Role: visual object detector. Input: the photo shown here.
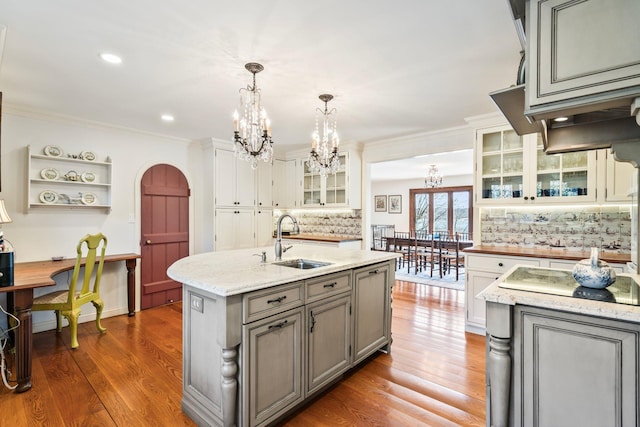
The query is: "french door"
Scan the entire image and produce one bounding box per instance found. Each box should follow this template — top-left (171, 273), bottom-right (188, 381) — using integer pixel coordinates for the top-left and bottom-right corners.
top-left (409, 186), bottom-right (473, 237)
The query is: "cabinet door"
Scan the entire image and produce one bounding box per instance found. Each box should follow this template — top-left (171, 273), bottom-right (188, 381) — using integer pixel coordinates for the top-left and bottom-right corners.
top-left (215, 209), bottom-right (255, 250)
top-left (307, 294), bottom-right (351, 395)
top-left (527, 0), bottom-right (640, 116)
top-left (256, 163), bottom-right (272, 208)
top-left (215, 148), bottom-right (237, 207)
top-left (324, 153), bottom-right (348, 206)
top-left (466, 270), bottom-right (499, 330)
top-left (256, 209), bottom-right (274, 247)
top-left (235, 209), bottom-right (256, 249)
top-left (272, 159), bottom-right (286, 208)
top-left (285, 159), bottom-right (300, 208)
top-left (353, 262), bottom-right (391, 364)
top-left (245, 307), bottom-right (304, 427)
top-left (302, 160), bottom-right (322, 206)
top-left (476, 127), bottom-right (527, 204)
top-left (605, 150), bottom-right (635, 202)
top-left (236, 157), bottom-right (256, 207)
top-left (515, 306), bottom-right (640, 427)
top-left (533, 134), bottom-right (597, 203)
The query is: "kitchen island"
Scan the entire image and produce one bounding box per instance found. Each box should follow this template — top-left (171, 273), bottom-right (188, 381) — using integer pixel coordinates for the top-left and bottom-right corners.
top-left (478, 265), bottom-right (640, 427)
top-left (167, 245), bottom-right (398, 427)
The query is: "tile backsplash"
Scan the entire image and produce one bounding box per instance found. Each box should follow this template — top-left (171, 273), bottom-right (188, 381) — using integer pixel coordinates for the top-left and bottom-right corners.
top-left (274, 210), bottom-right (362, 238)
top-left (480, 205), bottom-right (632, 254)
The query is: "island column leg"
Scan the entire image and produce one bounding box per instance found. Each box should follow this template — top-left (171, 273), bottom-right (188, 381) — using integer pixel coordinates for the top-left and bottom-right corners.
top-left (221, 345), bottom-right (239, 427)
top-left (488, 335), bottom-right (511, 427)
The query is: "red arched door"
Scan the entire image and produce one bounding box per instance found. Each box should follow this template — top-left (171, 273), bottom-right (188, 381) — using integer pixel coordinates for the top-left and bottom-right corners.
top-left (140, 164), bottom-right (190, 309)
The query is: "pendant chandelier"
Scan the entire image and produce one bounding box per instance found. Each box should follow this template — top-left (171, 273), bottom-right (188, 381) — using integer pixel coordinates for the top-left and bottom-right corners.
top-left (425, 164), bottom-right (443, 188)
top-left (233, 62), bottom-right (273, 169)
top-left (307, 94), bottom-right (340, 176)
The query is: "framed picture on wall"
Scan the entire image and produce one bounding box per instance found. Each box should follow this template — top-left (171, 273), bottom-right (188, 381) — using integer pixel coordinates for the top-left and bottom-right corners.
top-left (388, 195), bottom-right (402, 214)
top-left (374, 195), bottom-right (387, 212)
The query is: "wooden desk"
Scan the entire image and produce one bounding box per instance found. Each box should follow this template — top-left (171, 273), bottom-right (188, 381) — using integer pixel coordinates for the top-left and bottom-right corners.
top-left (1, 253), bottom-right (140, 393)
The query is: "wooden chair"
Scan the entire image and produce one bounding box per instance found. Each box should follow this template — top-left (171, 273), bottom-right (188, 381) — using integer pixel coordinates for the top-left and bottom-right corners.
top-left (440, 234), bottom-right (465, 281)
top-left (393, 231), bottom-right (418, 273)
top-left (32, 233), bottom-right (108, 348)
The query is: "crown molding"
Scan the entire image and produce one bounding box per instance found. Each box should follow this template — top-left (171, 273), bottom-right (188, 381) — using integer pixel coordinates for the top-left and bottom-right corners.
top-left (4, 103), bottom-right (194, 145)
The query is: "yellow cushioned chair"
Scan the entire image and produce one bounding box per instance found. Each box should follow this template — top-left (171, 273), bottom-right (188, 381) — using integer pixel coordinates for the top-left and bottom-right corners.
top-left (33, 233), bottom-right (108, 349)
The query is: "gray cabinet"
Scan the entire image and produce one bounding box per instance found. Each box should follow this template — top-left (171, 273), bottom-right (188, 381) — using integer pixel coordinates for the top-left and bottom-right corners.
top-left (513, 306), bottom-right (640, 427)
top-left (526, 0), bottom-right (640, 119)
top-left (352, 262), bottom-right (392, 364)
top-left (244, 307), bottom-right (304, 427)
top-left (306, 294), bottom-right (351, 395)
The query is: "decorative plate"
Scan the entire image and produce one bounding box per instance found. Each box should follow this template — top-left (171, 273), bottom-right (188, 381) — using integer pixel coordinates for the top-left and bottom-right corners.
top-left (43, 145), bottom-right (64, 157)
top-left (80, 151), bottom-right (96, 161)
top-left (80, 171), bottom-right (96, 183)
top-left (39, 190), bottom-right (59, 204)
top-left (81, 192), bottom-right (97, 205)
top-left (40, 168), bottom-right (60, 180)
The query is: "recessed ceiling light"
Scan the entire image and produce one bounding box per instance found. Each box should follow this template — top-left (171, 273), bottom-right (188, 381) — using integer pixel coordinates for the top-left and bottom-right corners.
top-left (99, 53), bottom-right (122, 64)
top-left (161, 114), bottom-right (175, 122)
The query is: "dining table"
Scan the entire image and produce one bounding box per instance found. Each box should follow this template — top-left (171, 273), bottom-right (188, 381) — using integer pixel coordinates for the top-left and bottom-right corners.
top-left (384, 234), bottom-right (473, 274)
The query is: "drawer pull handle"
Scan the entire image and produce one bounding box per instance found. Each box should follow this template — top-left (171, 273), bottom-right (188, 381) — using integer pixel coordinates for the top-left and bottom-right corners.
top-left (323, 282), bottom-right (337, 288)
top-left (369, 269), bottom-right (380, 275)
top-left (498, 262), bottom-right (504, 267)
top-left (268, 320), bottom-right (288, 330)
top-left (267, 296), bottom-right (287, 304)
top-left (310, 311), bottom-right (316, 333)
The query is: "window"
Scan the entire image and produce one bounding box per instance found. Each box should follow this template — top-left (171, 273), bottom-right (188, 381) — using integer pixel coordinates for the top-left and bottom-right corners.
top-left (409, 186), bottom-right (473, 237)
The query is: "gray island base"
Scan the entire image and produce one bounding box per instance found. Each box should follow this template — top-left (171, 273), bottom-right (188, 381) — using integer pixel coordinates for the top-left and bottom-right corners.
top-left (479, 265), bottom-right (640, 427)
top-left (168, 246), bottom-right (399, 427)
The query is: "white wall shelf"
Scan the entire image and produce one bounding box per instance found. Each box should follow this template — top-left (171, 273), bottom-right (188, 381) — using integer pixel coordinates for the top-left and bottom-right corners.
top-left (27, 145), bottom-right (112, 211)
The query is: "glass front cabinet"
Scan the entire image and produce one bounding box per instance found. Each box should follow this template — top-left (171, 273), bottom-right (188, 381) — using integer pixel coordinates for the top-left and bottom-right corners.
top-left (302, 153), bottom-right (348, 207)
top-left (475, 126), bottom-right (596, 205)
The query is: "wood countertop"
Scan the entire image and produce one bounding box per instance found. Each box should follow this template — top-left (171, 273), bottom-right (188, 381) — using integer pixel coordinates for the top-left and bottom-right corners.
top-left (463, 245), bottom-right (631, 265)
top-left (277, 233), bottom-right (362, 243)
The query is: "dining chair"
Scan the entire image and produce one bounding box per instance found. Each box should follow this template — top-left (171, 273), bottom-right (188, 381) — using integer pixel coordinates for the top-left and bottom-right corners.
top-left (32, 233), bottom-right (108, 349)
top-left (441, 233), bottom-right (465, 281)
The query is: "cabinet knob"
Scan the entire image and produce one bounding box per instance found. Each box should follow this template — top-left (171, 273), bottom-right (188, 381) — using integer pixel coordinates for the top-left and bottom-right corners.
top-left (530, 196), bottom-right (535, 200)
top-left (498, 262), bottom-right (504, 267)
top-left (524, 196), bottom-right (529, 200)
top-left (145, 240), bottom-right (152, 245)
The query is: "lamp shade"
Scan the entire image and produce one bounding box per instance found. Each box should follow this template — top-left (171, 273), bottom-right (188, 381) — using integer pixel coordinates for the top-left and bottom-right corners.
top-left (0, 200), bottom-right (13, 224)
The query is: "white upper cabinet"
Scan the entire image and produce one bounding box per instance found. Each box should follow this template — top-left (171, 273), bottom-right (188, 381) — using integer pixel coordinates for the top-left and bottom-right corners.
top-left (475, 126), bottom-right (597, 205)
top-left (214, 147), bottom-right (256, 207)
top-left (300, 150), bottom-right (361, 209)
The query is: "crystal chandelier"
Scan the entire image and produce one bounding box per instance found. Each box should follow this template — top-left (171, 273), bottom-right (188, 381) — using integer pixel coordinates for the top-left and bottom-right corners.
top-left (425, 164), bottom-right (443, 188)
top-left (233, 62), bottom-right (273, 169)
top-left (307, 94), bottom-right (340, 176)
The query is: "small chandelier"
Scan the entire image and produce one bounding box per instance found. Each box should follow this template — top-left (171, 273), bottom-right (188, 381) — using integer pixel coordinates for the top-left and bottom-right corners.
top-left (233, 62), bottom-right (273, 169)
top-left (307, 94), bottom-right (340, 176)
top-left (425, 164), bottom-right (443, 188)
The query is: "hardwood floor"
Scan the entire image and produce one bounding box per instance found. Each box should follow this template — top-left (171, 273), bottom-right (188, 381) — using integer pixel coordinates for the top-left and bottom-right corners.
top-left (0, 280), bottom-right (485, 426)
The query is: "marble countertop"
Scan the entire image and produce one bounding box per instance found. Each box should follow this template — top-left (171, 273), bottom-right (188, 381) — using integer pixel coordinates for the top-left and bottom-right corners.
top-left (478, 265), bottom-right (640, 323)
top-left (464, 245), bottom-right (631, 264)
top-left (167, 246), bottom-right (399, 297)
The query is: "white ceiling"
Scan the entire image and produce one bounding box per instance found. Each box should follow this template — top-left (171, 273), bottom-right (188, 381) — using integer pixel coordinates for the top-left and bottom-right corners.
top-left (0, 1), bottom-right (519, 180)
top-left (370, 149), bottom-right (474, 182)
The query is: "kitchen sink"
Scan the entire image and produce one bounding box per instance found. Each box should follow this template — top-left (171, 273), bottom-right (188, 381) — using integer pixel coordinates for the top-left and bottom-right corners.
top-left (273, 259), bottom-right (332, 269)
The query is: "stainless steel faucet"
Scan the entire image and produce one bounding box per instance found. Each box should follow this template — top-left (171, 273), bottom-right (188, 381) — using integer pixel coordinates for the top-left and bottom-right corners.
top-left (275, 214), bottom-right (300, 261)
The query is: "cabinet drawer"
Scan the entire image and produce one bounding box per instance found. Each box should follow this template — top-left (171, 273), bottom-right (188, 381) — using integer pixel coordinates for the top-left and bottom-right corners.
top-left (306, 271), bottom-right (352, 303)
top-left (466, 254), bottom-right (540, 274)
top-left (243, 281), bottom-right (304, 324)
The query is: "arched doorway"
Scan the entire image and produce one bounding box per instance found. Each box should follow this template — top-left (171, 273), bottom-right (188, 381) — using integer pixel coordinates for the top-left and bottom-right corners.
top-left (140, 164), bottom-right (190, 309)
